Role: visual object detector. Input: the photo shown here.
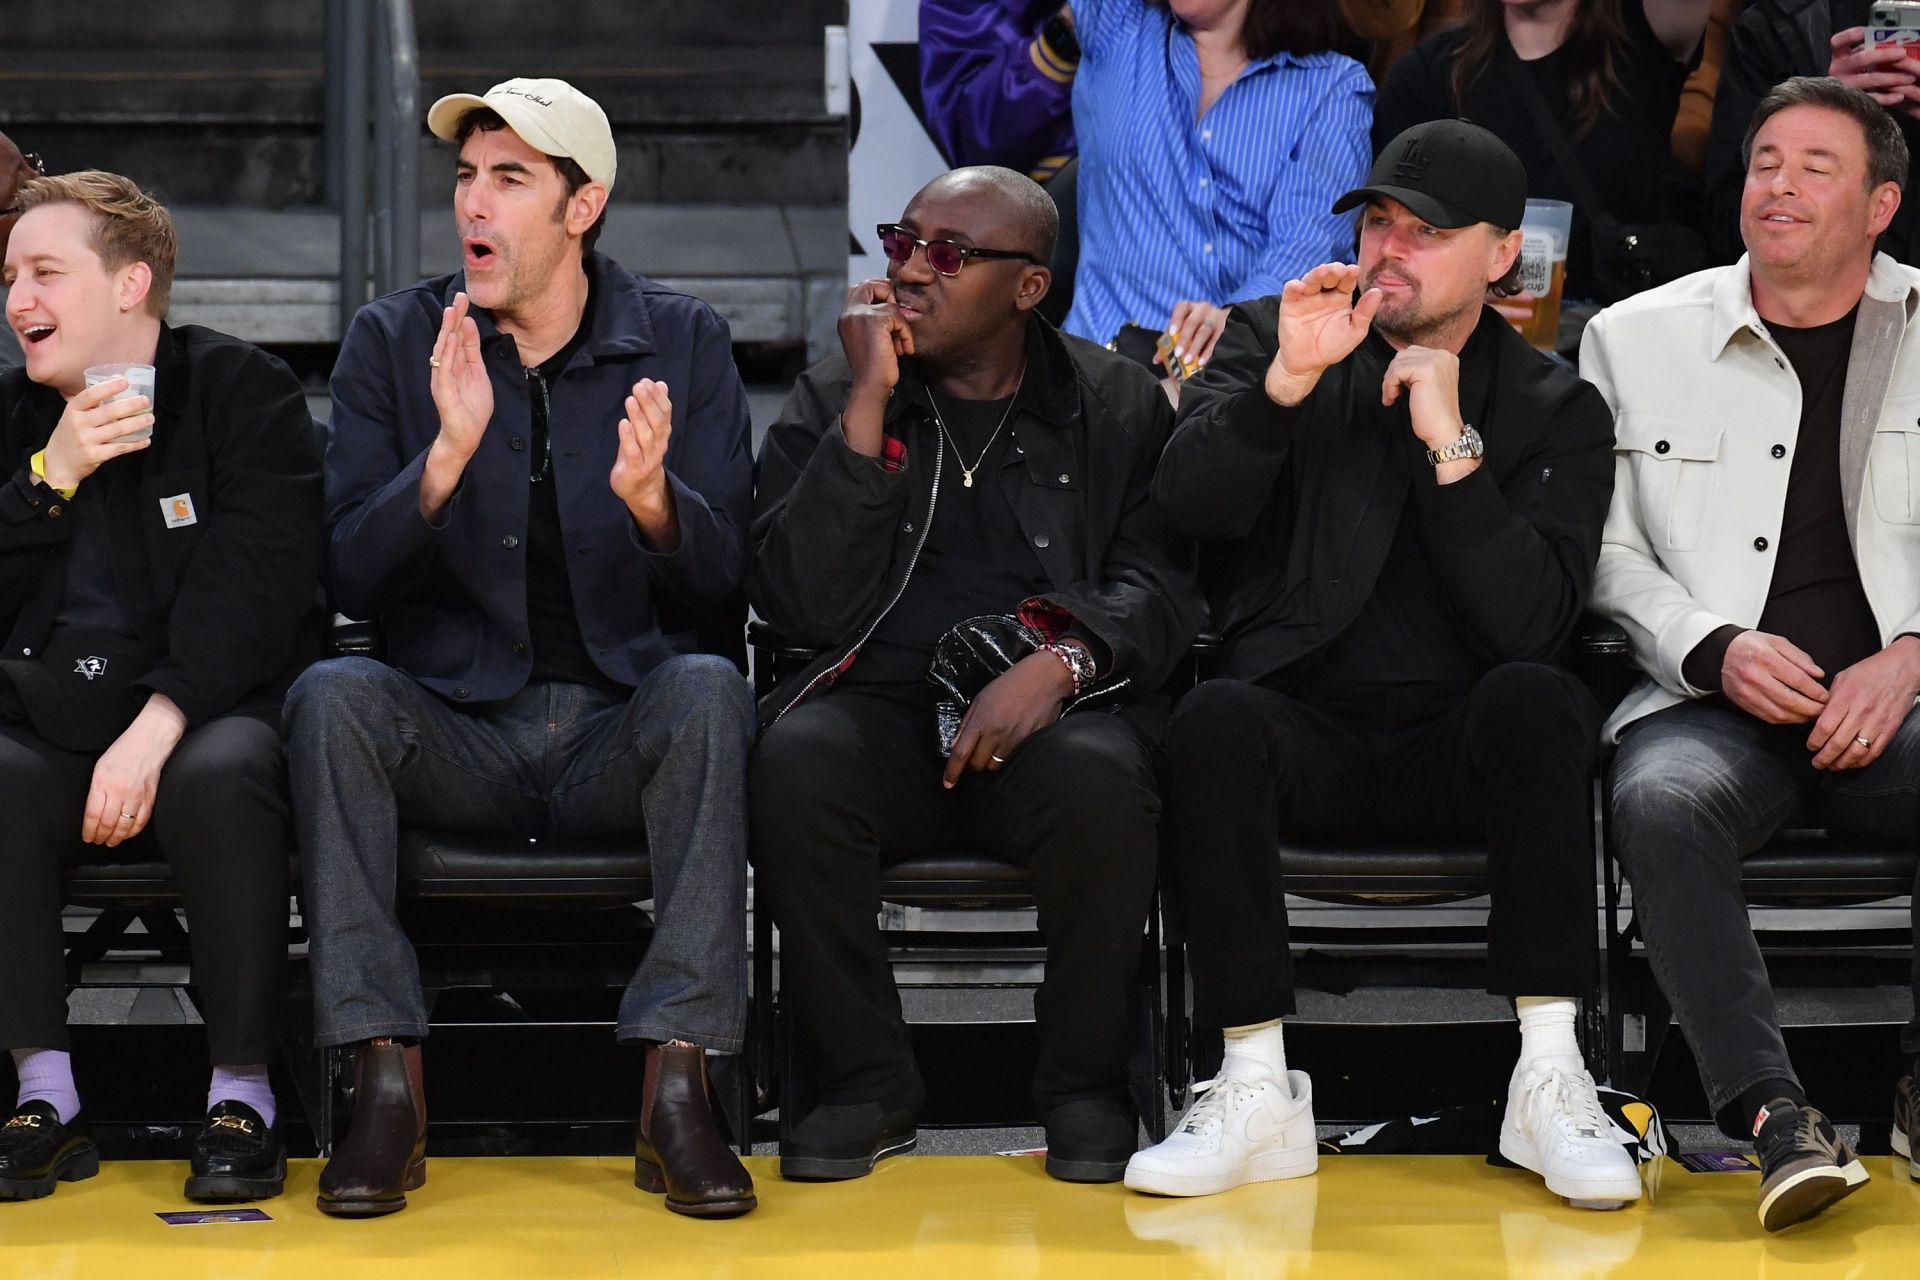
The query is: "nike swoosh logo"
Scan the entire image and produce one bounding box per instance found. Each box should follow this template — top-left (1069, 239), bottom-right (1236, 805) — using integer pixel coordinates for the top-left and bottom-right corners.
top-left (1243, 1104), bottom-right (1289, 1145)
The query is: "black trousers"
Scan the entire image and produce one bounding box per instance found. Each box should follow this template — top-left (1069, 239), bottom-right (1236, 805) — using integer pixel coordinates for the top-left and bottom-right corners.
top-left (1163, 664), bottom-right (1600, 1030)
top-left (0, 716), bottom-right (290, 1063)
top-left (750, 687), bottom-right (1160, 1115)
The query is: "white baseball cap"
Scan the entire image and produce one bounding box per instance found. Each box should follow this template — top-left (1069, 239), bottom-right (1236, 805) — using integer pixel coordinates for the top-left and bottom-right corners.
top-left (427, 77), bottom-right (616, 192)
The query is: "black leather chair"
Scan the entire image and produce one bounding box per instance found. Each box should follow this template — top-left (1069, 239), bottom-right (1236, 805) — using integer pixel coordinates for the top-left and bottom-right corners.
top-left (1162, 637), bottom-right (1615, 1108)
top-left (1580, 619), bottom-right (1920, 1103)
top-left (747, 623), bottom-right (1171, 1142)
top-left (309, 624), bottom-right (756, 1155)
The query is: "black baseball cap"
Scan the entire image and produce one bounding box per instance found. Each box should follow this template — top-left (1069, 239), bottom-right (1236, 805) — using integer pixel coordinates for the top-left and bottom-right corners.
top-left (1332, 120), bottom-right (1528, 231)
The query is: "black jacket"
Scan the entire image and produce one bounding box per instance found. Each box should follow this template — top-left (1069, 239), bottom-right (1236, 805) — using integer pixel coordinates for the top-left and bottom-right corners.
top-left (1153, 300), bottom-right (1615, 687)
top-left (750, 316), bottom-right (1204, 728)
top-left (0, 324), bottom-right (324, 725)
top-left (325, 255), bottom-right (753, 702)
top-left (1706, 1), bottom-right (1916, 266)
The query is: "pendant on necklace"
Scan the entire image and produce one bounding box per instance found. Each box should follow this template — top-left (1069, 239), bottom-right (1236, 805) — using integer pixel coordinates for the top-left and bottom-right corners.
top-left (963, 471), bottom-right (975, 488)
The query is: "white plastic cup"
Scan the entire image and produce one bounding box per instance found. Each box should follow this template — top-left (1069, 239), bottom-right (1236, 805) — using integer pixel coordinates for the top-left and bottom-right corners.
top-left (83, 362), bottom-right (157, 442)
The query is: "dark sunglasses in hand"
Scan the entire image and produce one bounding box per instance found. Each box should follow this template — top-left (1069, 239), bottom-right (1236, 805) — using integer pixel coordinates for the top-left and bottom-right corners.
top-left (877, 224), bottom-right (1039, 277)
top-left (3, 153), bottom-right (48, 218)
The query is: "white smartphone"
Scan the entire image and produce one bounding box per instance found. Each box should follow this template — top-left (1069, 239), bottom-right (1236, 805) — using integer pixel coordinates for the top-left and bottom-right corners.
top-left (1869, 2), bottom-right (1920, 51)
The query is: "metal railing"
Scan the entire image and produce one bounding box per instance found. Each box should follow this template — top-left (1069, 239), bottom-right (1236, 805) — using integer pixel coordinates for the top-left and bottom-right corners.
top-left (326, 0), bottom-right (420, 337)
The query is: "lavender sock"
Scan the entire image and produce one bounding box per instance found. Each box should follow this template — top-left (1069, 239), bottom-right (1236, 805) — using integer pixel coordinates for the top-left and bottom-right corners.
top-left (12, 1048), bottom-right (81, 1125)
top-left (208, 1064), bottom-right (276, 1129)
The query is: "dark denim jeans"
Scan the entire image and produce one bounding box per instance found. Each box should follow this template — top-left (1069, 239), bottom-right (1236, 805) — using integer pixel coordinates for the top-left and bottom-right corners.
top-left (285, 652), bottom-right (753, 1052)
top-left (1610, 698), bottom-right (1920, 1126)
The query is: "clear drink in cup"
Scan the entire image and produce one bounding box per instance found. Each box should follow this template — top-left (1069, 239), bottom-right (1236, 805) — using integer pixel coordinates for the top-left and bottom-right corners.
top-left (83, 362), bottom-right (156, 442)
top-left (1502, 199), bottom-right (1574, 351)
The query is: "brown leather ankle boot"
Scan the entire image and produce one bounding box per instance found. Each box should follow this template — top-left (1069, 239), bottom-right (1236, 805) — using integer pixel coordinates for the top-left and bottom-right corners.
top-left (634, 1041), bottom-right (756, 1218)
top-left (317, 1039), bottom-right (426, 1217)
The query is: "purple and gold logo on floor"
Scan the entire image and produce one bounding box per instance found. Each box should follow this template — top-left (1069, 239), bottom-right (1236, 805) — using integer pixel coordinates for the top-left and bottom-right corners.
top-left (155, 1209), bottom-right (273, 1225)
top-left (1674, 1151), bottom-right (1759, 1173)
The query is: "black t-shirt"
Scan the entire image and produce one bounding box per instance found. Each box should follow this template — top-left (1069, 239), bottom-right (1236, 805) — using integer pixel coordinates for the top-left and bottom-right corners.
top-left (1682, 308), bottom-right (1884, 693)
top-left (1761, 309), bottom-right (1881, 678)
top-left (837, 392), bottom-right (1050, 694)
top-left (54, 469), bottom-right (133, 637)
top-left (1374, 1), bottom-right (1695, 298)
top-left (1283, 327), bottom-right (1500, 724)
top-left (523, 277), bottom-right (620, 691)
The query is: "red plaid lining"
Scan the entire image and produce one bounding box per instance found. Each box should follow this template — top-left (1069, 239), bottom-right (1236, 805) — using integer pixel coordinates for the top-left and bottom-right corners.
top-left (880, 434), bottom-right (907, 473)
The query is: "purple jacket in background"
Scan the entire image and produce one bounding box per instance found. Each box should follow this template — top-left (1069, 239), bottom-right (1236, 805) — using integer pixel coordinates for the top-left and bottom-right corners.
top-left (919, 0), bottom-right (1079, 180)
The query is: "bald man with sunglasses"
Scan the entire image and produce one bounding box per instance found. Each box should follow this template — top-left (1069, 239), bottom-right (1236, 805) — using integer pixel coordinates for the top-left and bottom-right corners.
top-left (749, 166), bottom-right (1202, 1184)
top-left (0, 136), bottom-right (45, 372)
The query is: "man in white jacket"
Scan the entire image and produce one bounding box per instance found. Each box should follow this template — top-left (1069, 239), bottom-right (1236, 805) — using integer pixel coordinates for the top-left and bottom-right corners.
top-left (1584, 75), bottom-right (1919, 1234)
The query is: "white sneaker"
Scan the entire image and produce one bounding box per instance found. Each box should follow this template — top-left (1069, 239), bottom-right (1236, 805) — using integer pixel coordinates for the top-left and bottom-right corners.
top-left (1498, 1061), bottom-right (1642, 1208)
top-left (1124, 1068), bottom-right (1317, 1197)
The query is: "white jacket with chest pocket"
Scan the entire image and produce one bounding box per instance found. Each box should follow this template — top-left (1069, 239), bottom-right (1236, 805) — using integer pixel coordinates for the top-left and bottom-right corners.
top-left (1582, 253), bottom-right (1920, 742)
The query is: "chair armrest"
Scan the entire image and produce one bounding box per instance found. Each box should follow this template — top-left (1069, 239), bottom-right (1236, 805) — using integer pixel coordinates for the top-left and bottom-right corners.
top-left (329, 614), bottom-right (382, 659)
top-left (1574, 615), bottom-right (1629, 659)
top-left (747, 620), bottom-right (825, 665)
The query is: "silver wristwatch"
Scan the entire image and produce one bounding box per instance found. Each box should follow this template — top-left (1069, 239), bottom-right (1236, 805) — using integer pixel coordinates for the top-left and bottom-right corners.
top-left (1043, 641), bottom-right (1098, 695)
top-left (1426, 424), bottom-right (1484, 467)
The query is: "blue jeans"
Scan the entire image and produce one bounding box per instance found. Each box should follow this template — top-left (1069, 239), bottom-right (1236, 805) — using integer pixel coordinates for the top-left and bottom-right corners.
top-left (285, 653), bottom-right (753, 1052)
top-left (1610, 698), bottom-right (1920, 1126)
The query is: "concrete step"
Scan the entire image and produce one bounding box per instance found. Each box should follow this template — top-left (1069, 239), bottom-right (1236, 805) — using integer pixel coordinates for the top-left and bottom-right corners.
top-left (8, 0), bottom-right (844, 52)
top-left (0, 42), bottom-right (842, 206)
top-left (162, 204), bottom-right (845, 357)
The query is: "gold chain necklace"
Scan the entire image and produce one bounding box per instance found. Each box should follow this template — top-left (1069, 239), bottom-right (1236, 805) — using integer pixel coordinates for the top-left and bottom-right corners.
top-left (927, 370), bottom-right (1025, 488)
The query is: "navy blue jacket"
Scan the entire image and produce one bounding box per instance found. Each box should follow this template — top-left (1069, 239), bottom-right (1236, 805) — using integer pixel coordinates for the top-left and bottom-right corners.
top-left (325, 254), bottom-right (752, 702)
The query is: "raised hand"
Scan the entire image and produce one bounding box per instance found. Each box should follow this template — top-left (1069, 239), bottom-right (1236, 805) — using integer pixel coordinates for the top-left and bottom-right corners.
top-left (1266, 263), bottom-right (1382, 407)
top-left (430, 291), bottom-right (492, 460)
top-left (39, 378), bottom-right (153, 491)
top-left (612, 378), bottom-right (680, 550)
top-left (839, 278), bottom-right (915, 456)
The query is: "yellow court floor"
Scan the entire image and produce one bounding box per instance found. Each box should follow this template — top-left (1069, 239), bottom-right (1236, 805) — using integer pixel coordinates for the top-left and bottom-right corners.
top-left (1, 1153), bottom-right (1916, 1279)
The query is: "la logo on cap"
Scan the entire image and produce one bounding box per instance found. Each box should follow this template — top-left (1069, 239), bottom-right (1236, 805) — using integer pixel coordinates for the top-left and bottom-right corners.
top-left (1394, 136), bottom-right (1429, 182)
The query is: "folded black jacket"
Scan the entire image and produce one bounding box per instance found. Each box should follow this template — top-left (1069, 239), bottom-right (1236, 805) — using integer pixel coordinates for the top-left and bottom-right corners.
top-left (1153, 300), bottom-right (1615, 687)
top-left (750, 314), bottom-right (1204, 730)
top-left (0, 323), bottom-right (324, 726)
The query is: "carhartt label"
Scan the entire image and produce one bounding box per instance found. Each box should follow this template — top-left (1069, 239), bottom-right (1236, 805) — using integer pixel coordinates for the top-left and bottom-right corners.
top-left (160, 493), bottom-right (197, 529)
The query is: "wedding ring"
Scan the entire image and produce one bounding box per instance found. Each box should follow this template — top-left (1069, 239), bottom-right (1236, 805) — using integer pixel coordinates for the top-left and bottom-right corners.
top-left (429, 356), bottom-right (441, 368)
top-left (119, 811), bottom-right (135, 820)
top-left (1856, 736), bottom-right (1872, 748)
top-left (990, 754), bottom-right (1007, 764)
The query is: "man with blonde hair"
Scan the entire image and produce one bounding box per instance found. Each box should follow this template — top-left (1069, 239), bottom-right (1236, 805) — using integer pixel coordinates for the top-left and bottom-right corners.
top-left (0, 170), bottom-right (322, 1203)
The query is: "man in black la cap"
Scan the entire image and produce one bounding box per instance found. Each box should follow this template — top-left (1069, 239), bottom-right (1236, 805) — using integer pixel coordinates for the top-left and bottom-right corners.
top-left (1125, 121), bottom-right (1627, 1206)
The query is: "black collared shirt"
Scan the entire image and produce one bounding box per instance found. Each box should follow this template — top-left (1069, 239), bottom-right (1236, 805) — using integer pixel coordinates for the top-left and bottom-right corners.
top-left (1283, 324), bottom-right (1501, 722)
top-left (522, 271), bottom-right (620, 691)
top-left (837, 390), bottom-right (1050, 693)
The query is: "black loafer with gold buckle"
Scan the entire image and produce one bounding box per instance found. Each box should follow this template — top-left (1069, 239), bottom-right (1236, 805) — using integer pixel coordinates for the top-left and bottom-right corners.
top-left (0, 1101), bottom-right (99, 1201)
top-left (186, 1101), bottom-right (285, 1202)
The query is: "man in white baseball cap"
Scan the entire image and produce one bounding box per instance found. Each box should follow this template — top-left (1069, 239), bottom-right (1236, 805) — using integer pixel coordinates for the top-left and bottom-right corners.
top-left (426, 77), bottom-right (618, 192)
top-left (293, 75), bottom-right (758, 1221)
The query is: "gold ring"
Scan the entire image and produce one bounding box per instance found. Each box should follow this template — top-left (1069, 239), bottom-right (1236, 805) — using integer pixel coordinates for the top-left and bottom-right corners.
top-left (429, 356), bottom-right (441, 368)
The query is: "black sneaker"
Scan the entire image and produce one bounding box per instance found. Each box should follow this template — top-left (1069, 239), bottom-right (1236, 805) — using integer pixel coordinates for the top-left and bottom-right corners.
top-left (0, 1102), bottom-right (99, 1201)
top-left (779, 1101), bottom-right (916, 1181)
top-left (1753, 1099), bottom-right (1869, 1232)
top-left (1043, 1098), bottom-right (1138, 1183)
top-left (185, 1101), bottom-right (286, 1203)
top-left (1894, 1075), bottom-right (1917, 1183)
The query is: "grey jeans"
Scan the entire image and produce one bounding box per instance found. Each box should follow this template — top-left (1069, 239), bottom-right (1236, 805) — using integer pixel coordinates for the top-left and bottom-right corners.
top-left (284, 652), bottom-right (753, 1052)
top-left (1610, 698), bottom-right (1920, 1121)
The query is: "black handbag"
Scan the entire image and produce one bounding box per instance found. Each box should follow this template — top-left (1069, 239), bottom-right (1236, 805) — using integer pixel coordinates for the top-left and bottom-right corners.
top-left (927, 614), bottom-right (1130, 756)
top-left (1504, 59), bottom-right (1706, 304)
